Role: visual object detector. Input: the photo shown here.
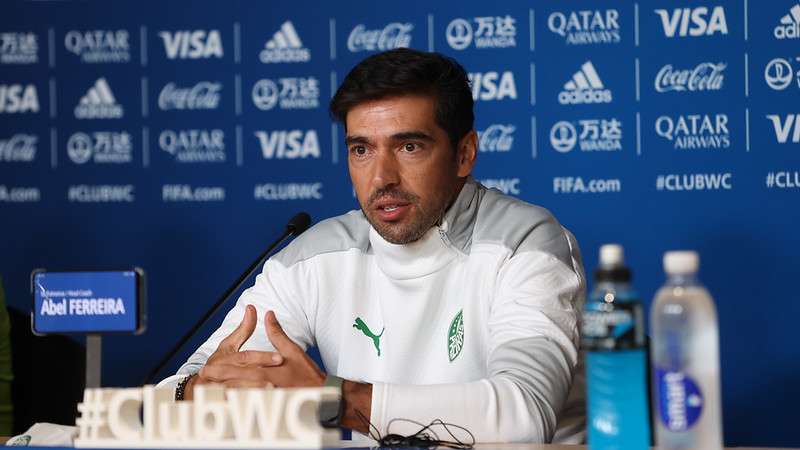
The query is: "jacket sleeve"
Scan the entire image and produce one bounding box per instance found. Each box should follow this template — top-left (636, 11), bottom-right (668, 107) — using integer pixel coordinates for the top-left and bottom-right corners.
top-left (369, 231), bottom-right (585, 443)
top-left (157, 257), bottom-right (315, 389)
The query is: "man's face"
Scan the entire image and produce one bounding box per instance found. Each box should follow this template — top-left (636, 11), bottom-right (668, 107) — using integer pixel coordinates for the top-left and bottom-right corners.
top-left (345, 95), bottom-right (475, 245)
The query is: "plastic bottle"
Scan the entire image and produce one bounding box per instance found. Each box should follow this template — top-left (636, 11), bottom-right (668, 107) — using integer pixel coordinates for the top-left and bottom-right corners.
top-left (582, 244), bottom-right (650, 450)
top-left (650, 251), bottom-right (723, 450)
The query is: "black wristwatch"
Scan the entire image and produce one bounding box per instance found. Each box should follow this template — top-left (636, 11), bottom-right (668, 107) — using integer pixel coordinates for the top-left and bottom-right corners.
top-left (319, 375), bottom-right (344, 428)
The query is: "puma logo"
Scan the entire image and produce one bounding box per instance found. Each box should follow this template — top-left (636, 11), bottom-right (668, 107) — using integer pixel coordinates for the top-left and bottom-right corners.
top-left (353, 317), bottom-right (384, 356)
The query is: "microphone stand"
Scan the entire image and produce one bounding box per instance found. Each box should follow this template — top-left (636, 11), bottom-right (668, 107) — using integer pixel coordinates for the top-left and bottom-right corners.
top-left (143, 214), bottom-right (309, 384)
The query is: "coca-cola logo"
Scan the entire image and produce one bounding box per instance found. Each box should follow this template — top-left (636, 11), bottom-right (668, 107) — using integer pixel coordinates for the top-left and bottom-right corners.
top-left (158, 81), bottom-right (222, 110)
top-left (655, 62), bottom-right (726, 93)
top-left (347, 23), bottom-right (413, 52)
top-left (0, 134), bottom-right (37, 162)
top-left (478, 124), bottom-right (515, 152)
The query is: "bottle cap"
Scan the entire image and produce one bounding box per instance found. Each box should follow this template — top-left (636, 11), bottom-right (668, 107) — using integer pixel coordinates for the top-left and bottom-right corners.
top-left (595, 244), bottom-right (631, 283)
top-left (664, 251), bottom-right (700, 275)
top-left (599, 244), bottom-right (624, 267)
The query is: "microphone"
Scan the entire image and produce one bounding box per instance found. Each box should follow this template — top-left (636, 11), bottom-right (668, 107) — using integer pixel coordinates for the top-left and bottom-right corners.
top-left (143, 212), bottom-right (312, 384)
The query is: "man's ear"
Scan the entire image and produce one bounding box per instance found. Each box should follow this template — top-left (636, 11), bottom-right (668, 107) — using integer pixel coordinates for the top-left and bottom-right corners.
top-left (456, 130), bottom-right (478, 177)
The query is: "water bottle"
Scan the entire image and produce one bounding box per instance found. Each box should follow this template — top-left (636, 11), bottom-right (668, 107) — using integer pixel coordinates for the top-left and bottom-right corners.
top-left (582, 244), bottom-right (650, 450)
top-left (650, 251), bottom-right (723, 450)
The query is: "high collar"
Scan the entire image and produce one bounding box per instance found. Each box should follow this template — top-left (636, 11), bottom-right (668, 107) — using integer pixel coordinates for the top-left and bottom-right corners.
top-left (368, 178), bottom-right (480, 280)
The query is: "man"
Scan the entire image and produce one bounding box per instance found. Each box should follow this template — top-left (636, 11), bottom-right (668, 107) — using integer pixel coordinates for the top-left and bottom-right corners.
top-left (161, 48), bottom-right (586, 443)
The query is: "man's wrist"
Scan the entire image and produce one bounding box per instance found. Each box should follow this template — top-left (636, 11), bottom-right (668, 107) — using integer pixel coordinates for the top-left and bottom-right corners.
top-left (340, 380), bottom-right (372, 434)
top-left (178, 373), bottom-right (199, 401)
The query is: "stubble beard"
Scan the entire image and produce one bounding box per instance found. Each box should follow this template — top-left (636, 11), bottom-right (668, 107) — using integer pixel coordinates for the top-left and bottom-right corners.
top-left (362, 188), bottom-right (447, 245)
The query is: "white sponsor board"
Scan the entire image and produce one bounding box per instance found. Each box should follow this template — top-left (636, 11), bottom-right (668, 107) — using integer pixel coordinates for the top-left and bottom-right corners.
top-left (446, 15), bottom-right (516, 50)
top-left (65, 30), bottom-right (130, 63)
top-left (547, 10), bottom-right (621, 45)
top-left (347, 23), bottom-right (413, 52)
top-left (0, 32), bottom-right (38, 64)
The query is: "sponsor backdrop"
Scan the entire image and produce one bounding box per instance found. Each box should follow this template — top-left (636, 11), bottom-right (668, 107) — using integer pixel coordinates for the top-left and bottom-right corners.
top-left (1, 0), bottom-right (798, 445)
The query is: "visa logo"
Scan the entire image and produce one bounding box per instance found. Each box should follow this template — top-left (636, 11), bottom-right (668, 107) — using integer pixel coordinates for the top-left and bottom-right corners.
top-left (158, 30), bottom-right (223, 59)
top-left (654, 6), bottom-right (728, 37)
top-left (254, 130), bottom-right (320, 159)
top-left (0, 84), bottom-right (39, 113)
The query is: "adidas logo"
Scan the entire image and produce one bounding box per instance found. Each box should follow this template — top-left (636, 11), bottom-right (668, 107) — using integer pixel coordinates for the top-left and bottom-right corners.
top-left (74, 78), bottom-right (124, 119)
top-left (558, 61), bottom-right (612, 105)
top-left (260, 21), bottom-right (311, 63)
top-left (775, 3), bottom-right (800, 39)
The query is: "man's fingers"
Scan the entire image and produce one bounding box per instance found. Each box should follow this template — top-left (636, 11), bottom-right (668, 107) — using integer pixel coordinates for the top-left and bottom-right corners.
top-left (223, 380), bottom-right (273, 389)
top-left (212, 350), bottom-right (284, 367)
top-left (199, 364), bottom-right (272, 383)
top-left (264, 310), bottom-right (299, 354)
top-left (220, 304), bottom-right (257, 351)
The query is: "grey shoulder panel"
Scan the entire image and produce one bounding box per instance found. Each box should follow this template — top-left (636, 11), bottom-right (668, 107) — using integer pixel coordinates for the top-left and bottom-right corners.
top-left (271, 209), bottom-right (371, 267)
top-left (472, 185), bottom-right (575, 267)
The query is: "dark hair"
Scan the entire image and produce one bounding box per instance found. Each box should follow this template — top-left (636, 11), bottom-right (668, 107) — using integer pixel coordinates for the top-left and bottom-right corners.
top-left (330, 48), bottom-right (474, 151)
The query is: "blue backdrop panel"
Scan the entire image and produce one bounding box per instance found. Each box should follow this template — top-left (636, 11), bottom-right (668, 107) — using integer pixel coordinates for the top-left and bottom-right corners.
top-left (1, 0), bottom-right (798, 446)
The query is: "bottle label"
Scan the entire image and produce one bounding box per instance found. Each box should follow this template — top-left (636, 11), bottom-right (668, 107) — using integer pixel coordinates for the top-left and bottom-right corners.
top-left (581, 301), bottom-right (645, 350)
top-left (655, 368), bottom-right (704, 431)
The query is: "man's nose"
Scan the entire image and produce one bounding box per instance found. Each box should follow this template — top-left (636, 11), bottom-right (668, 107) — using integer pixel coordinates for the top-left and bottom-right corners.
top-left (371, 150), bottom-right (400, 190)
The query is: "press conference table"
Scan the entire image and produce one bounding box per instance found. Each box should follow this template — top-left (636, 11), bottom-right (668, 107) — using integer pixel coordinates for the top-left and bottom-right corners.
top-left (8, 445), bottom-right (798, 450)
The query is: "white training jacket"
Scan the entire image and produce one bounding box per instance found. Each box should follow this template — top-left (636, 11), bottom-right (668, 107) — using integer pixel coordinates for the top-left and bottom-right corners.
top-left (160, 177), bottom-right (587, 444)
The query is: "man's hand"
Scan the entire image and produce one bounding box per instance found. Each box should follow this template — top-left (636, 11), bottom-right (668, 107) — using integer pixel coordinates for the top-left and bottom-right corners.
top-left (185, 306), bottom-right (371, 433)
top-left (185, 304), bottom-right (285, 399)
top-left (187, 306), bottom-right (326, 399)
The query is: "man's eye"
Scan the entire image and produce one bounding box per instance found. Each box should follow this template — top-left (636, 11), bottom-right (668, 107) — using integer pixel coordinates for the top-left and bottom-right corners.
top-left (351, 146), bottom-right (367, 156)
top-left (403, 143), bottom-right (419, 152)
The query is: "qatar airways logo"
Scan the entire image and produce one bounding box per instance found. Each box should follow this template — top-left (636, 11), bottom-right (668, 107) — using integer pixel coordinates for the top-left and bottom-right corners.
top-left (655, 114), bottom-right (730, 150)
top-left (158, 82), bottom-right (221, 111)
top-left (64, 30), bottom-right (130, 63)
top-left (159, 129), bottom-right (226, 163)
top-left (655, 62), bottom-right (726, 93)
top-left (477, 124), bottom-right (515, 152)
top-left (547, 10), bottom-right (621, 45)
top-left (347, 23), bottom-right (413, 52)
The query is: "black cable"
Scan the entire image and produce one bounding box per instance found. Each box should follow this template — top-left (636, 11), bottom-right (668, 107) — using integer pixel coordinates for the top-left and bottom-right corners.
top-left (355, 410), bottom-right (475, 449)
